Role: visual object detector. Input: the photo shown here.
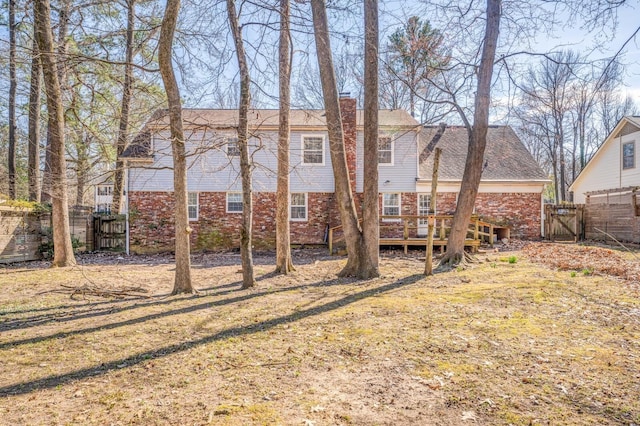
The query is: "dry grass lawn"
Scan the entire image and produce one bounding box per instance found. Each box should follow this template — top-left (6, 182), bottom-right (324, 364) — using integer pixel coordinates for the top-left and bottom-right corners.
top-left (0, 243), bottom-right (639, 425)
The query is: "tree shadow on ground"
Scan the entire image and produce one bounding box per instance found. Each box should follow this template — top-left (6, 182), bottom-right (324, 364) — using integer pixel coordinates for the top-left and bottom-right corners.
top-left (0, 271), bottom-right (359, 349)
top-left (0, 274), bottom-right (424, 397)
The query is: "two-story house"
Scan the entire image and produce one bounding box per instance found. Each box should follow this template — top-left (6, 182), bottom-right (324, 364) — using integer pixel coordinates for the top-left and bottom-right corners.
top-left (121, 97), bottom-right (548, 252)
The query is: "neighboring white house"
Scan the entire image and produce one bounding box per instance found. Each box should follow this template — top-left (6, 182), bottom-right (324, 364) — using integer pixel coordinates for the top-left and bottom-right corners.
top-left (570, 116), bottom-right (640, 203)
top-left (91, 175), bottom-right (114, 214)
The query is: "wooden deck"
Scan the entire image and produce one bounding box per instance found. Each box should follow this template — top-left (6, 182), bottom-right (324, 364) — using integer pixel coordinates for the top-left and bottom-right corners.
top-left (328, 214), bottom-right (508, 254)
top-left (380, 237), bottom-right (481, 254)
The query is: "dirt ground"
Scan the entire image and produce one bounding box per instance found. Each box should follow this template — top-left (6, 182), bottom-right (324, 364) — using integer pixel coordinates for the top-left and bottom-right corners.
top-left (0, 242), bottom-right (639, 425)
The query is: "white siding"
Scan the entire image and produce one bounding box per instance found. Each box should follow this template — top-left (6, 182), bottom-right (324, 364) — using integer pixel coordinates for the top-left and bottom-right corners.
top-left (129, 129), bottom-right (335, 193)
top-left (355, 129), bottom-right (418, 193)
top-left (571, 129), bottom-right (640, 203)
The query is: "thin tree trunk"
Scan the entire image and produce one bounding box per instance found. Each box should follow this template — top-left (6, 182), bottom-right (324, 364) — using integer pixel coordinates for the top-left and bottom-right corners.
top-left (34, 0), bottom-right (76, 267)
top-left (8, 0), bottom-right (17, 198)
top-left (440, 0), bottom-right (501, 266)
top-left (158, 0), bottom-right (193, 294)
top-left (112, 0), bottom-right (136, 214)
top-left (425, 147), bottom-right (441, 275)
top-left (227, 0), bottom-right (255, 288)
top-left (275, 0), bottom-right (295, 274)
top-left (361, 0), bottom-right (380, 278)
top-left (28, 39), bottom-right (42, 202)
top-left (310, 0), bottom-right (365, 277)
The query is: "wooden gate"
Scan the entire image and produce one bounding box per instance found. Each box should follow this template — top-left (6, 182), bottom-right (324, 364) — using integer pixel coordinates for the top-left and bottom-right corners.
top-left (92, 214), bottom-right (126, 251)
top-left (544, 204), bottom-right (584, 242)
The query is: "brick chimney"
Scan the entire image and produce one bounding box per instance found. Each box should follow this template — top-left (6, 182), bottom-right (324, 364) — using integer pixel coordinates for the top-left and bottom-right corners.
top-left (339, 94), bottom-right (357, 194)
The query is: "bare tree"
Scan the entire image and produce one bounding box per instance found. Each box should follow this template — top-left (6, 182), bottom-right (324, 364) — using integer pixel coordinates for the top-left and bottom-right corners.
top-left (28, 37), bottom-right (42, 202)
top-left (361, 0), bottom-right (380, 277)
top-left (8, 0), bottom-right (17, 199)
top-left (158, 0), bottom-right (193, 294)
top-left (310, 0), bottom-right (379, 278)
top-left (440, 0), bottom-right (501, 266)
top-left (227, 0), bottom-right (255, 288)
top-left (275, 0), bottom-right (295, 274)
top-left (112, 0), bottom-right (137, 214)
top-left (34, 0), bottom-right (76, 266)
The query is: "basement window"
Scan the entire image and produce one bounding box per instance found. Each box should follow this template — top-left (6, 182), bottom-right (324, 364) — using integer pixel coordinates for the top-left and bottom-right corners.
top-left (226, 192), bottom-right (243, 213)
top-left (188, 192), bottom-right (199, 221)
top-left (382, 193), bottom-right (401, 221)
top-left (290, 193), bottom-right (308, 221)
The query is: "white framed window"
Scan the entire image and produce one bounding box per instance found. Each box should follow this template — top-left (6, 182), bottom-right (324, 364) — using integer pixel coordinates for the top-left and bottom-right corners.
top-left (226, 137), bottom-right (240, 157)
top-left (226, 192), bottom-right (243, 213)
top-left (378, 136), bottom-right (393, 165)
top-left (382, 193), bottom-right (401, 221)
top-left (301, 135), bottom-right (325, 165)
top-left (623, 141), bottom-right (635, 169)
top-left (188, 192), bottom-right (199, 221)
top-left (290, 193), bottom-right (308, 221)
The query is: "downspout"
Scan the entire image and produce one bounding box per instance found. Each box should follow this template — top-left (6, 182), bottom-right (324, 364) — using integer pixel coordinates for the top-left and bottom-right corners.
top-left (125, 162), bottom-right (130, 256)
top-left (540, 189), bottom-right (544, 238)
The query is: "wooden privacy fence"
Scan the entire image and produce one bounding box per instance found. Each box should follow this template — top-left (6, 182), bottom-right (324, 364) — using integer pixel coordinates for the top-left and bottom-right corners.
top-left (544, 204), bottom-right (584, 242)
top-left (584, 187), bottom-right (640, 243)
top-left (328, 214), bottom-right (510, 254)
top-left (91, 214), bottom-right (126, 252)
top-left (0, 206), bottom-right (116, 263)
top-left (0, 206), bottom-right (42, 263)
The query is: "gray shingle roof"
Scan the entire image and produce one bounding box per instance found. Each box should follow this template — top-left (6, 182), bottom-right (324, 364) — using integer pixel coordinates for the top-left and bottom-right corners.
top-left (122, 108), bottom-right (418, 159)
top-left (142, 108), bottom-right (417, 129)
top-left (419, 125), bottom-right (548, 181)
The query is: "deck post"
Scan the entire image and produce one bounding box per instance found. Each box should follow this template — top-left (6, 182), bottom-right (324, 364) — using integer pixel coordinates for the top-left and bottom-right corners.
top-left (403, 219), bottom-right (409, 254)
top-left (328, 228), bottom-right (333, 255)
top-left (474, 218), bottom-right (479, 240)
top-left (489, 224), bottom-right (494, 247)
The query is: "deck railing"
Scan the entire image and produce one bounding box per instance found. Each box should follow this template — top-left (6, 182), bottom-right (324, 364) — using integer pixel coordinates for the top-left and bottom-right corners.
top-left (327, 214), bottom-right (509, 254)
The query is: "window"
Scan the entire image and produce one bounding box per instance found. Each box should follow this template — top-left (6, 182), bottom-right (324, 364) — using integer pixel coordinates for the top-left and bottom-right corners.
top-left (302, 135), bottom-right (324, 165)
top-left (188, 192), bottom-right (199, 221)
top-left (290, 193), bottom-right (307, 221)
top-left (226, 192), bottom-right (243, 213)
top-left (226, 137), bottom-right (240, 157)
top-left (378, 136), bottom-right (393, 165)
top-left (382, 193), bottom-right (401, 221)
top-left (97, 185), bottom-right (112, 196)
top-left (623, 141), bottom-right (635, 169)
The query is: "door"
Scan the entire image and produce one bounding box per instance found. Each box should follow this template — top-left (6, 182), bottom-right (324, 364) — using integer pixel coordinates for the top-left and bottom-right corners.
top-left (417, 194), bottom-right (431, 237)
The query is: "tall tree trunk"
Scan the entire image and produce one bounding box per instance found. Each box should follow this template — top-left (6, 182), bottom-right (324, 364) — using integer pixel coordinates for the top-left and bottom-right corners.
top-left (310, 0), bottom-right (366, 277)
top-left (34, 0), bottom-right (76, 267)
top-left (275, 0), bottom-right (295, 274)
top-left (42, 0), bottom-right (71, 203)
top-left (227, 0), bottom-right (255, 288)
top-left (158, 0), bottom-right (193, 294)
top-left (361, 0), bottom-right (380, 278)
top-left (28, 39), bottom-right (42, 202)
top-left (440, 0), bottom-right (501, 266)
top-left (112, 0), bottom-right (136, 214)
top-left (8, 0), bottom-right (17, 198)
